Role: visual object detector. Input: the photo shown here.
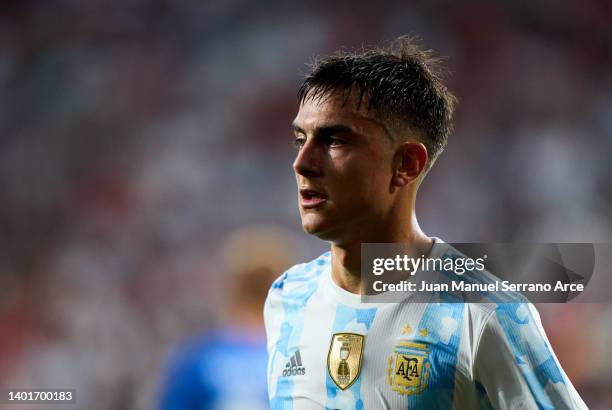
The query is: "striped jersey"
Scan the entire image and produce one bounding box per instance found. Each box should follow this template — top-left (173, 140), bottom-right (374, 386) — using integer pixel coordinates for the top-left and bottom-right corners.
top-left (264, 240), bottom-right (587, 409)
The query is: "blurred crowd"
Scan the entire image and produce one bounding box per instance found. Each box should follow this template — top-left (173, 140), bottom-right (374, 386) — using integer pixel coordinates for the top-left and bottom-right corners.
top-left (0, 0), bottom-right (610, 409)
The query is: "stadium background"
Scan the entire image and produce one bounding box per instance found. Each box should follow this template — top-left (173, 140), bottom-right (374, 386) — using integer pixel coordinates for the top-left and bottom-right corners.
top-left (0, 0), bottom-right (610, 408)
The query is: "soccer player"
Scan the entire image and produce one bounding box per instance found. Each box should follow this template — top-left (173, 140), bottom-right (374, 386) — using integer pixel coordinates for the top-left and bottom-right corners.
top-left (159, 226), bottom-right (301, 410)
top-left (264, 37), bottom-right (587, 409)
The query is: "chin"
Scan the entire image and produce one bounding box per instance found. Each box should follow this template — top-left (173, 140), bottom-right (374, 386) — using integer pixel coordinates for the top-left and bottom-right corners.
top-left (301, 214), bottom-right (330, 236)
top-left (300, 216), bottom-right (343, 242)
top-left (301, 220), bottom-right (325, 236)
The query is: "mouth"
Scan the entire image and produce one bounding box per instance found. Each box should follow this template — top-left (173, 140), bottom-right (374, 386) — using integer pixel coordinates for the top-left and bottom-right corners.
top-left (299, 188), bottom-right (328, 209)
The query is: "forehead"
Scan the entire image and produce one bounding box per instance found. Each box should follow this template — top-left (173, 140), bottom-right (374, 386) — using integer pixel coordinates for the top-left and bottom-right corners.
top-left (293, 91), bottom-right (385, 133)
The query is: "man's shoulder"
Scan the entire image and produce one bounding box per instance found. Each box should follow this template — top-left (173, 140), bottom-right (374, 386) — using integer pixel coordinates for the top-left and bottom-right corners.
top-left (268, 251), bottom-right (331, 294)
top-left (264, 252), bottom-right (330, 323)
top-left (434, 241), bottom-right (532, 305)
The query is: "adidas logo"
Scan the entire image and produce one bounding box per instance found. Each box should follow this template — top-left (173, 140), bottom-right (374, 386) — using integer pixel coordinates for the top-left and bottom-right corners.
top-left (282, 349), bottom-right (306, 377)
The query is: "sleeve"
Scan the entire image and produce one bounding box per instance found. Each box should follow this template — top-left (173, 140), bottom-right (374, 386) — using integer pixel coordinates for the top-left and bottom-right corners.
top-left (473, 303), bottom-right (587, 410)
top-left (263, 271), bottom-right (288, 355)
top-left (263, 277), bottom-right (281, 400)
top-left (263, 277), bottom-right (280, 354)
top-left (263, 269), bottom-right (292, 402)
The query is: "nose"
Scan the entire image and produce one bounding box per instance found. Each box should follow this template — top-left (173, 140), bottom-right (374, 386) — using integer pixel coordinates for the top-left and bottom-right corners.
top-left (293, 139), bottom-right (322, 177)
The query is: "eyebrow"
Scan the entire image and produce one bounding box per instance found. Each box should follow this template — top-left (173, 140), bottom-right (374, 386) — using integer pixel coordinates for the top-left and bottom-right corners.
top-left (291, 122), bottom-right (355, 137)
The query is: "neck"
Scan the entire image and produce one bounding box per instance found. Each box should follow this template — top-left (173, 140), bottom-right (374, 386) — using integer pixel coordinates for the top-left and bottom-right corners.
top-left (330, 212), bottom-right (432, 294)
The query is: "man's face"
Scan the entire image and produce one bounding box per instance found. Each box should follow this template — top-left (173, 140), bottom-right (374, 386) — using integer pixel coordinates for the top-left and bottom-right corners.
top-left (292, 92), bottom-right (397, 244)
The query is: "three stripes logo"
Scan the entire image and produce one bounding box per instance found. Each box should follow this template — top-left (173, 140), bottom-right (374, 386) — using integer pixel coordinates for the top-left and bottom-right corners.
top-left (282, 349), bottom-right (306, 377)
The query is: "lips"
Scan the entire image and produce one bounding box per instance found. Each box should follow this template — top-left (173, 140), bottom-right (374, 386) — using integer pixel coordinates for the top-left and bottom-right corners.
top-left (299, 188), bottom-right (328, 208)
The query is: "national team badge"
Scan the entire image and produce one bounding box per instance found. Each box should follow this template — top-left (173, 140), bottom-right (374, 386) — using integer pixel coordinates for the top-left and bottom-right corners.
top-left (327, 333), bottom-right (365, 390)
top-left (387, 341), bottom-right (431, 395)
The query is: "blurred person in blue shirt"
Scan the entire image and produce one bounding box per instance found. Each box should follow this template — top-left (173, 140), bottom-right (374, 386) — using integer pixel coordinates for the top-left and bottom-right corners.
top-left (158, 226), bottom-right (302, 410)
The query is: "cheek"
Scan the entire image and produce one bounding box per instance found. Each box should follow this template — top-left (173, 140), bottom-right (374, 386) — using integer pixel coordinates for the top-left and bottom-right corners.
top-left (330, 148), bottom-right (392, 189)
top-left (338, 164), bottom-right (390, 202)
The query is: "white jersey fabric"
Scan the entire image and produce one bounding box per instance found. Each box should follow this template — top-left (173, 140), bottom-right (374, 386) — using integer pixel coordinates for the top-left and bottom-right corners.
top-left (264, 239), bottom-right (587, 409)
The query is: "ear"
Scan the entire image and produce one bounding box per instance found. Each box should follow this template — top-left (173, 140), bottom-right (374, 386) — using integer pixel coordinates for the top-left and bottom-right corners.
top-left (392, 142), bottom-right (428, 187)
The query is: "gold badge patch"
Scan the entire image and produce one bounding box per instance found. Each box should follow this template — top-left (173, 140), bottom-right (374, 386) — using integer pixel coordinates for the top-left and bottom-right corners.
top-left (327, 333), bottom-right (365, 390)
top-left (387, 341), bottom-right (430, 395)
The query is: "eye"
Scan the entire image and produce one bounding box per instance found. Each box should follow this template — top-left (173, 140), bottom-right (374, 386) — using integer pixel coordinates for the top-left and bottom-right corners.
top-left (293, 136), bottom-right (306, 149)
top-left (326, 136), bottom-right (345, 147)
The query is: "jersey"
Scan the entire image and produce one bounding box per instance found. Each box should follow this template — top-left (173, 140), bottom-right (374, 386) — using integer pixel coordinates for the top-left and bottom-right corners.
top-left (159, 328), bottom-right (269, 410)
top-left (264, 239), bottom-right (587, 409)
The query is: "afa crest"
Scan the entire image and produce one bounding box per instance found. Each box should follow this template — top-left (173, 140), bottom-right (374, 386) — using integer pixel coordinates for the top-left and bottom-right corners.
top-left (387, 341), bottom-right (430, 395)
top-left (327, 333), bottom-right (365, 390)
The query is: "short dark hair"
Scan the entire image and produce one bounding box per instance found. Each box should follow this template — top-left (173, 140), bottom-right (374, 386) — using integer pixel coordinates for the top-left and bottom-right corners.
top-left (298, 36), bottom-right (457, 170)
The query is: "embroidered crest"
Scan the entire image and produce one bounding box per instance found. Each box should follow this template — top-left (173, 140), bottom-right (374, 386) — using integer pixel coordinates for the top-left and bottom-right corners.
top-left (387, 341), bottom-right (431, 395)
top-left (327, 333), bottom-right (365, 390)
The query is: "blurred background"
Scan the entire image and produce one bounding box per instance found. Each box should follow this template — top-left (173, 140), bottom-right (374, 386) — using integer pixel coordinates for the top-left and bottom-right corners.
top-left (0, 0), bottom-right (610, 409)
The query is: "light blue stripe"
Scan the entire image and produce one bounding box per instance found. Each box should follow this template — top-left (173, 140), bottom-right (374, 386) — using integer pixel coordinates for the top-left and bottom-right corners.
top-left (407, 302), bottom-right (464, 409)
top-left (325, 305), bottom-right (377, 410)
top-left (269, 254), bottom-right (328, 410)
top-left (436, 247), bottom-right (567, 408)
top-left (495, 303), bottom-right (566, 410)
